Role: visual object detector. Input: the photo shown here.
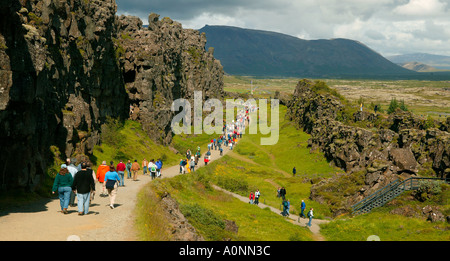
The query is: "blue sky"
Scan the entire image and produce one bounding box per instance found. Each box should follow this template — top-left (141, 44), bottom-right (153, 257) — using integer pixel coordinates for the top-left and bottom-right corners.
top-left (116, 0), bottom-right (450, 57)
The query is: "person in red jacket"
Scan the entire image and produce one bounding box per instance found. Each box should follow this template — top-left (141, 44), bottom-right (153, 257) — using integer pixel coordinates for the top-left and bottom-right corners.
top-left (97, 161), bottom-right (110, 196)
top-left (116, 160), bottom-right (126, 187)
top-left (249, 192), bottom-right (255, 204)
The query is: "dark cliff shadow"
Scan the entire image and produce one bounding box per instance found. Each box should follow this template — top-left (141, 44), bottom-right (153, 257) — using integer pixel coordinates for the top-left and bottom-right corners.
top-left (0, 1), bottom-right (68, 217)
top-left (0, 193), bottom-right (54, 217)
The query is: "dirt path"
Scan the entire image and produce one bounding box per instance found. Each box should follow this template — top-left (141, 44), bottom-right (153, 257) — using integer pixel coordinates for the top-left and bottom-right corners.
top-left (0, 137), bottom-right (230, 241)
top-left (0, 108), bottom-right (245, 241)
top-left (0, 109), bottom-right (329, 241)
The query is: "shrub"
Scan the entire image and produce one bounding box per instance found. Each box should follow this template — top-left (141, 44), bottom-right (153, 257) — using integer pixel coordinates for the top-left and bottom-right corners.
top-left (180, 203), bottom-right (231, 240)
top-left (101, 117), bottom-right (125, 147)
top-left (217, 176), bottom-right (249, 193)
top-left (414, 180), bottom-right (444, 202)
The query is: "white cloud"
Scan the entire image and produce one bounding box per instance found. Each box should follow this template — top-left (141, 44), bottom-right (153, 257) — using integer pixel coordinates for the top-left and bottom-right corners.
top-left (393, 0), bottom-right (448, 16)
top-left (116, 0), bottom-right (450, 56)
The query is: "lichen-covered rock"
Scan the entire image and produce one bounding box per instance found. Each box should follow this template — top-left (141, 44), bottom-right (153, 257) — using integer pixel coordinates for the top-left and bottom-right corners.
top-left (286, 79), bottom-right (449, 216)
top-left (116, 14), bottom-right (224, 145)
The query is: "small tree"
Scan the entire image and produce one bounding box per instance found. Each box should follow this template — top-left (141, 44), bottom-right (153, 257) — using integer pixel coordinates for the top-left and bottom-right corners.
top-left (399, 99), bottom-right (408, 111)
top-left (387, 98), bottom-right (408, 114)
top-left (387, 98), bottom-right (399, 114)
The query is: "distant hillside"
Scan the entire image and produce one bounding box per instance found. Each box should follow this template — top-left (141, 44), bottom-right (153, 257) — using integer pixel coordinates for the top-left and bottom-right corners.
top-left (400, 62), bottom-right (438, 72)
top-left (388, 53), bottom-right (450, 70)
top-left (199, 25), bottom-right (414, 78)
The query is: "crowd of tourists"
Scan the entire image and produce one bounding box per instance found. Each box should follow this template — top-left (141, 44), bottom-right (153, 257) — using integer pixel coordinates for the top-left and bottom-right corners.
top-left (51, 157), bottom-right (164, 215)
top-left (51, 102), bottom-right (315, 227)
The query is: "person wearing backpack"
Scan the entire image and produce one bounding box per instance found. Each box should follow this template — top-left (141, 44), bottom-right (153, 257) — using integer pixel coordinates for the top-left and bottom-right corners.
top-left (281, 199), bottom-right (288, 216)
top-left (149, 160), bottom-right (157, 180)
top-left (104, 165), bottom-right (121, 209)
top-left (307, 208), bottom-right (314, 227)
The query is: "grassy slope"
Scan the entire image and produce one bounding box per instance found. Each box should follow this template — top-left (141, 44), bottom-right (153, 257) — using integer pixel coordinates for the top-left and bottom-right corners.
top-left (105, 93), bottom-right (448, 241)
top-left (91, 120), bottom-right (180, 169)
top-left (139, 159), bottom-right (314, 241)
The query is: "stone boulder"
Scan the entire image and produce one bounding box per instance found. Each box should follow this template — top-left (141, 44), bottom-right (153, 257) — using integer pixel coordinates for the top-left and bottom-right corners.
top-left (389, 148), bottom-right (418, 174)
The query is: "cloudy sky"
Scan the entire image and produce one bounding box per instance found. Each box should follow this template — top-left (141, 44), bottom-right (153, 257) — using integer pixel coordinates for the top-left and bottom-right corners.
top-left (116, 0), bottom-right (450, 57)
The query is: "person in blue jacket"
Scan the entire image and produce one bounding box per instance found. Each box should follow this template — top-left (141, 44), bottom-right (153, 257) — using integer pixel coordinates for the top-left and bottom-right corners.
top-left (155, 159), bottom-right (163, 178)
top-left (104, 165), bottom-right (121, 209)
top-left (301, 200), bottom-right (306, 218)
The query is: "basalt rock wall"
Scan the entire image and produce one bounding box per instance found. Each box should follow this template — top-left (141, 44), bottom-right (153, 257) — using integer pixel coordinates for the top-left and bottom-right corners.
top-left (286, 80), bottom-right (449, 213)
top-left (117, 14), bottom-right (224, 145)
top-left (0, 0), bottom-right (224, 192)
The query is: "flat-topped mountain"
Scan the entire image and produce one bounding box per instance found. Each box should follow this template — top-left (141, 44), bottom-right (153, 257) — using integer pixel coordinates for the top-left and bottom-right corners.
top-left (199, 25), bottom-right (415, 78)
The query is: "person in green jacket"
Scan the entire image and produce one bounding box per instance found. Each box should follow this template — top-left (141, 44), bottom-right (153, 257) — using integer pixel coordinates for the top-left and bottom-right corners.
top-left (126, 160), bottom-right (132, 179)
top-left (52, 164), bottom-right (73, 214)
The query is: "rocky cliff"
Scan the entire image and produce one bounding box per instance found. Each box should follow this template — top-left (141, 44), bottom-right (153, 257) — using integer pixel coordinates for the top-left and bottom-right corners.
top-left (0, 0), bottom-right (223, 192)
top-left (117, 14), bottom-right (224, 145)
top-left (286, 80), bottom-right (449, 215)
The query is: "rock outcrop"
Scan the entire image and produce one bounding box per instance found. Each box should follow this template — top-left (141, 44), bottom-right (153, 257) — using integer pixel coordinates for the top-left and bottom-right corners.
top-left (286, 79), bottom-right (450, 214)
top-left (0, 0), bottom-right (224, 192)
top-left (159, 192), bottom-right (204, 241)
top-left (116, 14), bottom-right (224, 145)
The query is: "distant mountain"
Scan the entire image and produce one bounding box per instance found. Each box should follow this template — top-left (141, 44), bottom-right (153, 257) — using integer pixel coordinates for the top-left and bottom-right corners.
top-left (199, 25), bottom-right (414, 78)
top-left (399, 62), bottom-right (438, 72)
top-left (388, 53), bottom-right (450, 70)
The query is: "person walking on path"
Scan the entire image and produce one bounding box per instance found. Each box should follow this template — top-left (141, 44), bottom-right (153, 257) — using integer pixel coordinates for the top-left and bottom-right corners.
top-left (66, 158), bottom-right (78, 207)
top-left (155, 159), bottom-right (163, 178)
top-left (281, 199), bottom-right (288, 216)
top-left (87, 162), bottom-right (97, 204)
top-left (131, 160), bottom-right (140, 181)
top-left (307, 208), bottom-right (314, 227)
top-left (249, 192), bottom-right (255, 204)
top-left (300, 200), bottom-right (306, 218)
top-left (52, 164), bottom-right (73, 214)
top-left (104, 165), bottom-right (121, 209)
top-left (280, 187), bottom-right (286, 200)
top-left (292, 167), bottom-right (296, 176)
top-left (190, 157), bottom-right (195, 172)
top-left (179, 159), bottom-right (184, 174)
top-left (286, 199), bottom-right (290, 216)
top-left (254, 189), bottom-right (261, 205)
top-left (71, 162), bottom-right (95, 215)
top-left (96, 161), bottom-right (109, 196)
top-left (126, 160), bottom-right (132, 179)
top-left (142, 159), bottom-right (148, 176)
top-left (149, 160), bottom-right (157, 180)
top-left (116, 160), bottom-right (126, 187)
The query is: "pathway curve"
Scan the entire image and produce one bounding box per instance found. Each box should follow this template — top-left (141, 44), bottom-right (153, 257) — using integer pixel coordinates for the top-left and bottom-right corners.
top-left (0, 105), bottom-right (329, 241)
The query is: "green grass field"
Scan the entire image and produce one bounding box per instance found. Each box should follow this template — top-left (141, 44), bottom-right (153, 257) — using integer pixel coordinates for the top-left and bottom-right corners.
top-left (135, 99), bottom-right (449, 241)
top-left (138, 160), bottom-right (314, 241)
